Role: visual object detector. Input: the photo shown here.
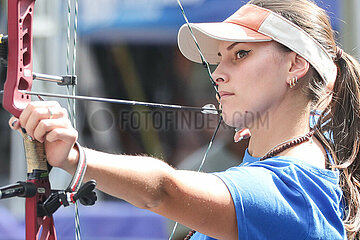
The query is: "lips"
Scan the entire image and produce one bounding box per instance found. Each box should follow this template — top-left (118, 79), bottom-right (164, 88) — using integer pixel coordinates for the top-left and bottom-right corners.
top-left (219, 91), bottom-right (235, 98)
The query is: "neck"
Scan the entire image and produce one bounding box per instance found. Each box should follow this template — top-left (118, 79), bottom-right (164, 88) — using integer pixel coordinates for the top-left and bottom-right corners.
top-left (248, 104), bottom-right (311, 158)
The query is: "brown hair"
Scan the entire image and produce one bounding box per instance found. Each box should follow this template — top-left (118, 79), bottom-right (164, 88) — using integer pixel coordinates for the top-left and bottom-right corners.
top-left (247, 0), bottom-right (360, 238)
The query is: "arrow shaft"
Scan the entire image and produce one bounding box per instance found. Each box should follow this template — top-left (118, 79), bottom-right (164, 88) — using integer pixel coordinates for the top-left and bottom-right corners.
top-left (20, 91), bottom-right (219, 114)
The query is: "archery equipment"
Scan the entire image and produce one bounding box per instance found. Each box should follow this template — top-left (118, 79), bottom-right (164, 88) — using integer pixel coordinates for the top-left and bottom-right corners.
top-left (0, 1), bottom-right (96, 240)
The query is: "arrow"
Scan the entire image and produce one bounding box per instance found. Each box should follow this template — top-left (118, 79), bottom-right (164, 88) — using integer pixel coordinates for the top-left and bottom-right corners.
top-left (13, 90), bottom-right (220, 115)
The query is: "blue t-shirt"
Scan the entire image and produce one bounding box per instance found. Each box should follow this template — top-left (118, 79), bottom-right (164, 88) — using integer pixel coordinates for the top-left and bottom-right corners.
top-left (191, 149), bottom-right (346, 240)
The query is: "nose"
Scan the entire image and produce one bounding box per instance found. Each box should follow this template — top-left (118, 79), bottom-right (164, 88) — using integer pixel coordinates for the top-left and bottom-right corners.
top-left (212, 65), bottom-right (229, 85)
top-left (214, 77), bottom-right (225, 85)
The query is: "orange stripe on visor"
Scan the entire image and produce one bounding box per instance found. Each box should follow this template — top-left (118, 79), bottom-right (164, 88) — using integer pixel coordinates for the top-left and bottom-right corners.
top-left (224, 5), bottom-right (271, 36)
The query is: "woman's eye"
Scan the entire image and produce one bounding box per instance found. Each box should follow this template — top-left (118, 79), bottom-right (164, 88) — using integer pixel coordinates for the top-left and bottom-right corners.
top-left (235, 50), bottom-right (251, 60)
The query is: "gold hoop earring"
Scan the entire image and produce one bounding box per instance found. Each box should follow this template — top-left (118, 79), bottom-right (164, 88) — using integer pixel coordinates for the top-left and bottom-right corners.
top-left (289, 76), bottom-right (298, 88)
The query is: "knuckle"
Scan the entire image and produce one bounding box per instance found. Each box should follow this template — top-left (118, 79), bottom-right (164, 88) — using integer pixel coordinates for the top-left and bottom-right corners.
top-left (59, 108), bottom-right (69, 118)
top-left (33, 131), bottom-right (42, 141)
top-left (32, 108), bottom-right (44, 118)
top-left (51, 101), bottom-right (61, 107)
top-left (48, 129), bottom-right (60, 140)
top-left (28, 101), bottom-right (37, 107)
top-left (38, 119), bottom-right (49, 129)
top-left (72, 129), bottom-right (79, 140)
top-left (26, 102), bottom-right (37, 112)
top-left (52, 129), bottom-right (60, 138)
top-left (63, 118), bottom-right (74, 128)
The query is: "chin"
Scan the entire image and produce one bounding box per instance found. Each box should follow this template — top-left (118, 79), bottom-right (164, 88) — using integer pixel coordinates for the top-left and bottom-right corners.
top-left (222, 113), bottom-right (242, 128)
top-left (222, 119), bottom-right (236, 128)
top-left (222, 109), bottom-right (256, 129)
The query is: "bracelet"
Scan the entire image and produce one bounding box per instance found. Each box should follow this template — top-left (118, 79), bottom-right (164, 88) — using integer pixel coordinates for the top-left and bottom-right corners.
top-left (66, 142), bottom-right (87, 192)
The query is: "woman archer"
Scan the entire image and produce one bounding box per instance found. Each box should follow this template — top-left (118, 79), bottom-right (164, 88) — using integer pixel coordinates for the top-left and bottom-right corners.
top-left (9, 0), bottom-right (360, 239)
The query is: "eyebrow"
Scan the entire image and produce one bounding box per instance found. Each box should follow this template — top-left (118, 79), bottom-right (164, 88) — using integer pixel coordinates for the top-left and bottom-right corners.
top-left (217, 42), bottom-right (242, 56)
top-left (227, 42), bottom-right (241, 50)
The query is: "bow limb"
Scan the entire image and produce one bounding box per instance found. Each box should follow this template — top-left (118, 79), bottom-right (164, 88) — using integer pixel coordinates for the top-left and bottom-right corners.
top-left (3, 1), bottom-right (57, 239)
top-left (3, 0), bottom-right (34, 118)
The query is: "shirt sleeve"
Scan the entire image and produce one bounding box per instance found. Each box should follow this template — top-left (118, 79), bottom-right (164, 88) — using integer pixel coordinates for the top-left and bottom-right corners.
top-left (213, 166), bottom-right (310, 240)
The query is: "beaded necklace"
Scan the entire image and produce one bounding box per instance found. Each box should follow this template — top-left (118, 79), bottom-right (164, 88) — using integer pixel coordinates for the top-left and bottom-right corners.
top-left (184, 130), bottom-right (315, 239)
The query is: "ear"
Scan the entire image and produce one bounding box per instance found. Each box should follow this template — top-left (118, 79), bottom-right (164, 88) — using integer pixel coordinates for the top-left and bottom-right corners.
top-left (286, 53), bottom-right (310, 85)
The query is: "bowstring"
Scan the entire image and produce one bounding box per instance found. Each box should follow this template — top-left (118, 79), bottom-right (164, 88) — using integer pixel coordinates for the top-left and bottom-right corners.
top-left (66, 0), bottom-right (81, 239)
top-left (72, 0), bottom-right (78, 128)
top-left (176, 0), bottom-right (220, 99)
top-left (66, 0), bottom-right (74, 122)
top-left (169, 1), bottom-right (223, 239)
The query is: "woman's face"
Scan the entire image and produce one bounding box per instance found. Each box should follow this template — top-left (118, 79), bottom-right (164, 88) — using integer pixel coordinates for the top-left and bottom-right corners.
top-left (213, 41), bottom-right (292, 129)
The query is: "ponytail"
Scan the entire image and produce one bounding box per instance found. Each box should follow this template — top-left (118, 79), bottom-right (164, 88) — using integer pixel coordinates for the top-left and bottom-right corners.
top-left (316, 51), bottom-right (360, 239)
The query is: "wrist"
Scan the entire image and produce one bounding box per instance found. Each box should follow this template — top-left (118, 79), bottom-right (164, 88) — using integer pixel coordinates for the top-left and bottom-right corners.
top-left (65, 143), bottom-right (80, 174)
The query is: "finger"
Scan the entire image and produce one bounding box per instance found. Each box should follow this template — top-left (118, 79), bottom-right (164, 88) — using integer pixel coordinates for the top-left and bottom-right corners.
top-left (24, 107), bottom-right (48, 138)
top-left (234, 128), bottom-right (251, 143)
top-left (45, 127), bottom-right (78, 144)
top-left (33, 118), bottom-right (72, 143)
top-left (9, 117), bottom-right (20, 130)
top-left (24, 105), bottom-right (68, 138)
top-left (238, 128), bottom-right (251, 139)
top-left (19, 101), bottom-right (61, 129)
top-left (46, 106), bottom-right (68, 119)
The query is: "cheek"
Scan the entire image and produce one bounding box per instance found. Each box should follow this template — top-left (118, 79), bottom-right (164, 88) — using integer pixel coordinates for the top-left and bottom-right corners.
top-left (223, 60), bottom-right (286, 127)
top-left (247, 58), bottom-right (287, 99)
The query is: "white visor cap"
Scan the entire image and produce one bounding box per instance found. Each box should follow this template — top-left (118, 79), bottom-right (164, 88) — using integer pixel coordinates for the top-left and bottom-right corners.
top-left (178, 4), bottom-right (337, 85)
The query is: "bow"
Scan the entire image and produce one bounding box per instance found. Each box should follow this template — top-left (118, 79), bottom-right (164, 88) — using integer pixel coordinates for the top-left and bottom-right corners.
top-left (2, 1), bottom-right (57, 239)
top-left (0, 1), bottom-right (96, 239)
